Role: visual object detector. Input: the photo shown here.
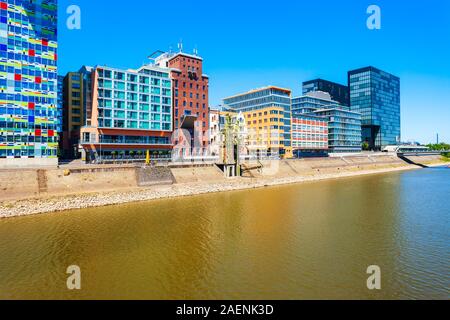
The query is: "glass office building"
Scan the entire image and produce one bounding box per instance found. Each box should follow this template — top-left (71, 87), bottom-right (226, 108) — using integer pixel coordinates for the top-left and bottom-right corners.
top-left (292, 91), bottom-right (344, 114)
top-left (348, 66), bottom-right (400, 150)
top-left (303, 79), bottom-right (350, 106)
top-left (310, 108), bottom-right (362, 153)
top-left (223, 86), bottom-right (292, 157)
top-left (0, 0), bottom-right (58, 162)
top-left (292, 92), bottom-right (362, 153)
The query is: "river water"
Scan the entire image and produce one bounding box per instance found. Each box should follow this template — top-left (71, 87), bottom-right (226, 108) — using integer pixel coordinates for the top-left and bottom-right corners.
top-left (0, 167), bottom-right (449, 300)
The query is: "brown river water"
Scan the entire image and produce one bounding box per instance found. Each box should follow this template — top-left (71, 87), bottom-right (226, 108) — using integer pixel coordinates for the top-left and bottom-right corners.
top-left (0, 167), bottom-right (449, 299)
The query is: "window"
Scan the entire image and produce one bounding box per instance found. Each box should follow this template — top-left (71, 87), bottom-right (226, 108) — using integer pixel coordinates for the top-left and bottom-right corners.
top-left (114, 72), bottom-right (125, 80)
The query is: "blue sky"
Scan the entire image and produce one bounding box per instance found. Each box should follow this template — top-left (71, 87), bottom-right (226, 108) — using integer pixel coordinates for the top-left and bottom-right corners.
top-left (58, 0), bottom-right (450, 144)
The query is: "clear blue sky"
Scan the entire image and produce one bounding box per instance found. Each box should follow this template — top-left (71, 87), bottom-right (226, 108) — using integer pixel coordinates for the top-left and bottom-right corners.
top-left (58, 0), bottom-right (450, 144)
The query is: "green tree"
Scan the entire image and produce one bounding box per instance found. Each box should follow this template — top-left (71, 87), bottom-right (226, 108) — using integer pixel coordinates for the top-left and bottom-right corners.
top-left (427, 143), bottom-right (450, 151)
top-left (362, 141), bottom-right (370, 151)
top-left (427, 143), bottom-right (450, 159)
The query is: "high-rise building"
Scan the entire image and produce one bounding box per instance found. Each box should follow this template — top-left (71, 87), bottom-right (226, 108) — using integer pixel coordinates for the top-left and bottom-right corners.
top-left (56, 75), bottom-right (64, 158)
top-left (348, 66), bottom-right (401, 150)
top-left (0, 0), bottom-right (58, 166)
top-left (154, 51), bottom-right (209, 155)
top-left (303, 79), bottom-right (350, 106)
top-left (79, 65), bottom-right (173, 162)
top-left (223, 86), bottom-right (292, 157)
top-left (56, 75), bottom-right (64, 140)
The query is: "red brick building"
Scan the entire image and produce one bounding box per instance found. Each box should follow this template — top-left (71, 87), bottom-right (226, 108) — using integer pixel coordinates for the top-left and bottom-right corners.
top-left (155, 52), bottom-right (209, 155)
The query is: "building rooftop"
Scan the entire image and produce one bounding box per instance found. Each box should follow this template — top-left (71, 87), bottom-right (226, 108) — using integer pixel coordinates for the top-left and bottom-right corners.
top-left (312, 107), bottom-right (362, 116)
top-left (292, 91), bottom-right (340, 104)
top-left (348, 66), bottom-right (399, 79)
top-left (223, 86), bottom-right (292, 101)
top-left (169, 52), bottom-right (203, 62)
top-left (303, 78), bottom-right (348, 87)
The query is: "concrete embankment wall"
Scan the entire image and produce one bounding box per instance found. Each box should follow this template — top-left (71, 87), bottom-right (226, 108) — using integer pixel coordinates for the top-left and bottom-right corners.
top-left (403, 155), bottom-right (444, 165)
top-left (0, 155), bottom-right (444, 202)
top-left (170, 165), bottom-right (224, 183)
top-left (0, 166), bottom-right (138, 201)
top-left (0, 164), bottom-right (225, 201)
top-left (244, 155), bottom-right (407, 178)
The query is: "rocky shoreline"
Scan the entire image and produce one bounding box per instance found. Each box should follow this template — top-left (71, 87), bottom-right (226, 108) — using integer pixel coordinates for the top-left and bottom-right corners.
top-left (2, 163), bottom-right (440, 219)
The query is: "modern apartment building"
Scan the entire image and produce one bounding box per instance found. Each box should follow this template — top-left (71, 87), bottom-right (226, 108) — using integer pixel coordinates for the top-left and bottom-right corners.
top-left (348, 66), bottom-right (401, 150)
top-left (62, 72), bottom-right (84, 158)
top-left (0, 0), bottom-right (58, 167)
top-left (223, 86), bottom-right (292, 157)
top-left (292, 91), bottom-right (362, 153)
top-left (240, 106), bottom-right (285, 156)
top-left (154, 51), bottom-right (209, 155)
top-left (303, 79), bottom-right (350, 106)
top-left (79, 65), bottom-right (173, 162)
top-left (291, 114), bottom-right (328, 157)
top-left (310, 108), bottom-right (362, 153)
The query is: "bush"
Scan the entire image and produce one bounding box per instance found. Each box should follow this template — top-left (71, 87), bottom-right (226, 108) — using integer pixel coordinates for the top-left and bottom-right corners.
top-left (362, 141), bottom-right (370, 151)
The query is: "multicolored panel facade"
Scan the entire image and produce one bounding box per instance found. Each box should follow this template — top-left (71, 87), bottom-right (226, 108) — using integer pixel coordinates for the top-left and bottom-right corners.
top-left (0, 0), bottom-right (58, 159)
top-left (56, 75), bottom-right (63, 134)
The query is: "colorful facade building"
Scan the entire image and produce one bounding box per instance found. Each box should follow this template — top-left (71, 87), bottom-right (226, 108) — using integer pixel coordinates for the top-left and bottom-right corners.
top-left (56, 75), bottom-right (63, 134)
top-left (154, 51), bottom-right (209, 156)
top-left (223, 86), bottom-right (292, 158)
top-left (291, 114), bottom-right (328, 157)
top-left (79, 65), bottom-right (173, 162)
top-left (0, 0), bottom-right (58, 166)
top-left (56, 75), bottom-right (63, 153)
